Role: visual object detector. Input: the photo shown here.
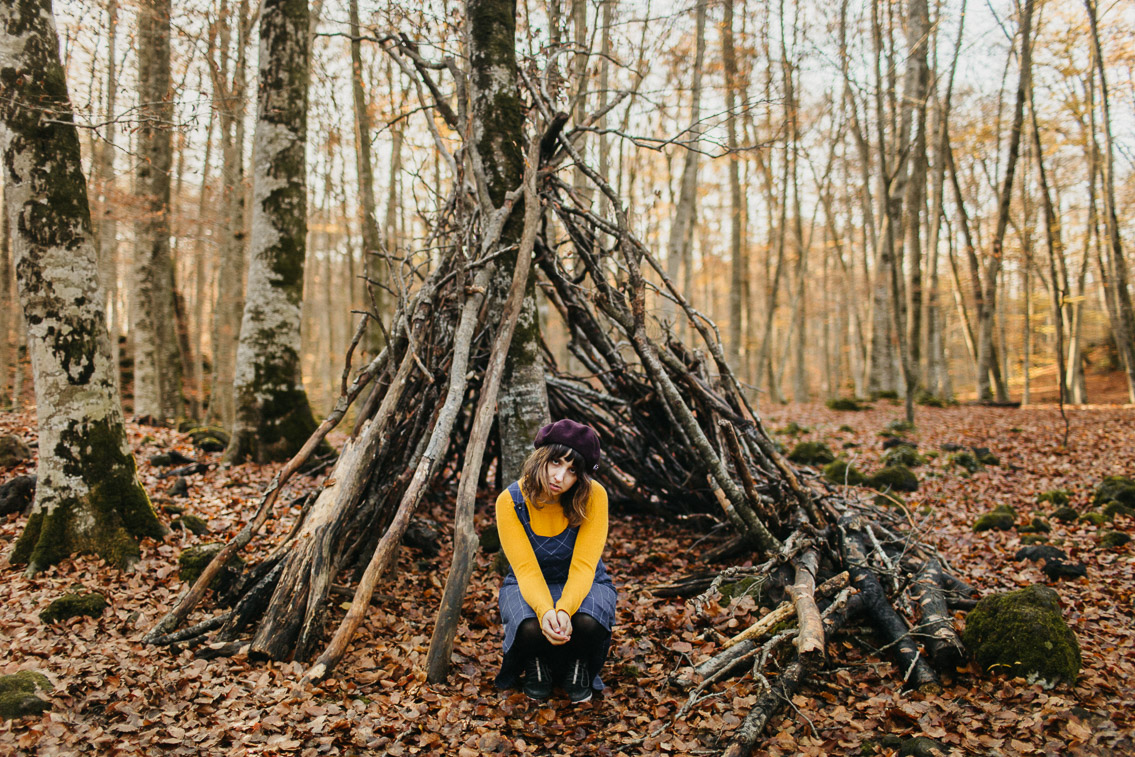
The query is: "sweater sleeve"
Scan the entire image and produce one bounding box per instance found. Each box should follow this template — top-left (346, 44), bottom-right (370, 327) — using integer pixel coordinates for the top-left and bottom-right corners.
top-left (555, 482), bottom-right (609, 616)
top-left (495, 489), bottom-right (556, 621)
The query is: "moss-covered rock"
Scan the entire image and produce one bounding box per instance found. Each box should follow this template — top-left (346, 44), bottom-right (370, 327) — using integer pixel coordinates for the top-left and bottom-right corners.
top-left (963, 584), bottom-right (1080, 687)
top-left (1098, 531), bottom-right (1131, 549)
top-left (1020, 534), bottom-right (1049, 545)
top-left (837, 424), bottom-right (856, 433)
top-left (822, 458), bottom-right (866, 486)
top-left (186, 426), bottom-right (231, 450)
top-left (1017, 517), bottom-right (1052, 534)
top-left (39, 592), bottom-right (107, 623)
top-left (866, 465), bottom-right (919, 493)
top-left (1078, 512), bottom-right (1106, 527)
top-left (972, 447), bottom-right (999, 466)
top-left (717, 576), bottom-right (764, 605)
top-left (873, 492), bottom-right (906, 509)
top-left (1093, 475), bottom-right (1135, 509)
top-left (178, 543), bottom-right (245, 594)
top-left (775, 421), bottom-right (809, 436)
top-left (170, 515), bottom-right (208, 535)
top-left (788, 441), bottom-right (836, 466)
top-left (0, 671), bottom-right (52, 719)
top-left (1102, 500), bottom-right (1135, 521)
top-left (884, 418), bottom-right (915, 435)
top-left (826, 397), bottom-right (865, 411)
top-left (0, 474), bottom-right (36, 517)
top-left (1038, 489), bottom-right (1071, 507)
top-left (0, 435), bottom-right (33, 468)
top-left (973, 511), bottom-right (1015, 532)
top-left (874, 390), bottom-right (900, 401)
top-left (948, 451), bottom-right (982, 473)
top-left (1052, 506), bottom-right (1078, 523)
top-left (881, 445), bottom-right (926, 468)
top-left (914, 392), bottom-right (951, 409)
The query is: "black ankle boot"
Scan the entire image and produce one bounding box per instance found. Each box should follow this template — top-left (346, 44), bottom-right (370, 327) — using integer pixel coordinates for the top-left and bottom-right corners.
top-left (563, 658), bottom-right (592, 703)
top-left (523, 657), bottom-right (553, 701)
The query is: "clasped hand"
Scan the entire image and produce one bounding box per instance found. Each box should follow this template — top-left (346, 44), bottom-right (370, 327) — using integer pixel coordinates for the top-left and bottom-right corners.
top-left (540, 609), bottom-right (572, 645)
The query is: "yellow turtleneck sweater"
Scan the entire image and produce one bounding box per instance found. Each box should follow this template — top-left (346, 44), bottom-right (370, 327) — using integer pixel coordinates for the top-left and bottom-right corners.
top-left (496, 481), bottom-right (609, 621)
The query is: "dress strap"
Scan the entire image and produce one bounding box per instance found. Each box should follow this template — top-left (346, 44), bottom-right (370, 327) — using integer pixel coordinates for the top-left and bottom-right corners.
top-left (506, 481), bottom-right (531, 527)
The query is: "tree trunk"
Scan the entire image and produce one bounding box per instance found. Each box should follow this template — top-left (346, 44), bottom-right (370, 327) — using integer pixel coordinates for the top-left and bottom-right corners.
top-left (225, 0), bottom-right (321, 463)
top-left (724, 0), bottom-right (744, 369)
top-left (663, 0), bottom-right (706, 332)
top-left (978, 0), bottom-right (1033, 403)
top-left (207, 0), bottom-right (250, 429)
top-left (1083, 0), bottom-right (1135, 402)
top-left (349, 0), bottom-right (384, 357)
top-left (0, 180), bottom-right (11, 406)
top-left (95, 0), bottom-right (120, 396)
top-left (470, 0), bottom-right (549, 482)
top-left (133, 0), bottom-right (183, 422)
top-left (2, 0), bottom-right (164, 574)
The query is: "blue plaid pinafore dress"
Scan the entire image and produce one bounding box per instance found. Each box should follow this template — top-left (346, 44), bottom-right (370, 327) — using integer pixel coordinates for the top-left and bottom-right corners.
top-left (495, 481), bottom-right (618, 691)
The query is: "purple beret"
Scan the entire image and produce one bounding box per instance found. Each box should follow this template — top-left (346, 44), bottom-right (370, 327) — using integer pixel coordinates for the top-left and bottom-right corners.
top-left (534, 419), bottom-right (601, 471)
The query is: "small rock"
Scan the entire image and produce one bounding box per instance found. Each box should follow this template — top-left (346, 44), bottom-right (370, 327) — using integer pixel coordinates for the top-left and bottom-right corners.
top-left (822, 458), bottom-right (866, 486)
top-left (1098, 531), bottom-right (1131, 549)
top-left (148, 450), bottom-right (196, 467)
top-left (168, 477), bottom-right (190, 498)
top-left (178, 543), bottom-right (244, 594)
top-left (1020, 534), bottom-right (1049, 545)
top-left (1018, 517), bottom-right (1051, 534)
top-left (948, 451), bottom-right (982, 473)
top-left (881, 436), bottom-right (916, 450)
top-left (162, 503), bottom-right (186, 516)
top-left (1102, 500), bottom-right (1135, 520)
top-left (787, 441), bottom-right (836, 466)
top-left (1015, 545), bottom-right (1068, 562)
top-left (0, 475), bottom-right (36, 516)
top-left (404, 517), bottom-right (442, 558)
top-left (881, 445), bottom-right (925, 468)
top-left (973, 447), bottom-right (1000, 466)
top-left (1037, 489), bottom-right (1071, 507)
top-left (40, 592), bottom-right (107, 624)
top-left (866, 464), bottom-right (919, 492)
top-left (1078, 512), bottom-right (1106, 527)
top-left (1042, 559), bottom-right (1087, 581)
top-left (170, 514), bottom-right (208, 535)
top-left (0, 671), bottom-right (52, 720)
top-left (899, 736), bottom-right (951, 757)
top-left (1093, 475), bottom-right (1135, 509)
top-left (825, 397), bottom-right (865, 411)
top-left (0, 435), bottom-right (32, 468)
top-left (940, 442), bottom-right (965, 452)
top-left (963, 584), bottom-right (1080, 686)
top-left (974, 511), bottom-right (1015, 532)
top-left (1052, 506), bottom-right (1078, 523)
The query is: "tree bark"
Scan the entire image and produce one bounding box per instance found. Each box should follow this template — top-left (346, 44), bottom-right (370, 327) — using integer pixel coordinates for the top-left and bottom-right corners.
top-left (663, 0), bottom-right (706, 332)
top-left (1083, 0), bottom-right (1135, 401)
top-left (207, 0), bottom-right (251, 429)
top-left (133, 0), bottom-right (183, 422)
top-left (723, 0), bottom-right (744, 369)
top-left (349, 0), bottom-right (385, 357)
top-left (978, 0), bottom-right (1033, 403)
top-left (225, 0), bottom-right (321, 463)
top-left (470, 0), bottom-right (550, 482)
top-left (2, 0), bottom-right (164, 573)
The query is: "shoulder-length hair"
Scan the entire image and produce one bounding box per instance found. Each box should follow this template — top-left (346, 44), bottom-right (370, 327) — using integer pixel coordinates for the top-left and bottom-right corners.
top-left (519, 443), bottom-right (593, 527)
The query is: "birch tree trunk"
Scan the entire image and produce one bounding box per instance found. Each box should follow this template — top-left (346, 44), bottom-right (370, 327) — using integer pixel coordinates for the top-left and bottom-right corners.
top-left (471, 0), bottom-right (550, 482)
top-left (133, 0), bottom-right (183, 422)
top-left (225, 0), bottom-right (321, 463)
top-left (2, 0), bottom-right (164, 573)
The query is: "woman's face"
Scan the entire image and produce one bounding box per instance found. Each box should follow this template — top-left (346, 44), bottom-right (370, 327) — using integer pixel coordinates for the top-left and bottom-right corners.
top-left (545, 455), bottom-right (578, 496)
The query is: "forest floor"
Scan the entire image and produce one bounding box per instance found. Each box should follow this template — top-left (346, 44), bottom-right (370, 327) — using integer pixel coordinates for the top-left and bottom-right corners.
top-left (1, 402), bottom-right (1133, 756)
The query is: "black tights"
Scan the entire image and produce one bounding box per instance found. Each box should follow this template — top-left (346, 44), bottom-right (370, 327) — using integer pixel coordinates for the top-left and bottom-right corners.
top-left (514, 612), bottom-right (605, 673)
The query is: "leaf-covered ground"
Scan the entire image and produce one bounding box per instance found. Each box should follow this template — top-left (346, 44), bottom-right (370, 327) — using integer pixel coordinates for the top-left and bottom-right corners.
top-left (1, 403), bottom-right (1133, 756)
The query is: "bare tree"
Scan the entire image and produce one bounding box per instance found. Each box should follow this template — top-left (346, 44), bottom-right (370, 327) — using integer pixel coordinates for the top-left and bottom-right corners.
top-left (3, 0), bottom-right (164, 573)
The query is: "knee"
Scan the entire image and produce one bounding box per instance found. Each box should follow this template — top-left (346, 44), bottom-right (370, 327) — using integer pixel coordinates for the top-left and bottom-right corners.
top-left (571, 612), bottom-right (604, 641)
top-left (516, 617), bottom-right (542, 644)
